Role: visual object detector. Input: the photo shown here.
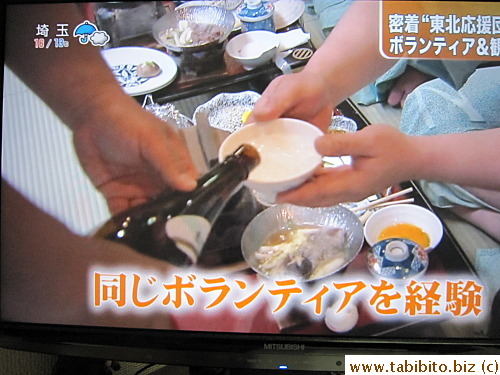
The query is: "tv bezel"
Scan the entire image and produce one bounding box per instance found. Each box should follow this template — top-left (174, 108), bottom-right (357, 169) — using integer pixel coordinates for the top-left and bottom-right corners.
top-left (1, 319), bottom-right (499, 372)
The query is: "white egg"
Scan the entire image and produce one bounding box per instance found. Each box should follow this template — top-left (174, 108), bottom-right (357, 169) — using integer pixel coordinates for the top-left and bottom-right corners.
top-left (324, 300), bottom-right (359, 333)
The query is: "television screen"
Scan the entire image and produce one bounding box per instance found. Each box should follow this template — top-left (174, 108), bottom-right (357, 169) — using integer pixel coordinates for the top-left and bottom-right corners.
top-left (2, 0), bottom-right (499, 373)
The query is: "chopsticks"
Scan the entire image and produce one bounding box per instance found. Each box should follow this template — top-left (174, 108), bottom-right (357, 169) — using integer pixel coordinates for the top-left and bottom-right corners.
top-left (351, 187), bottom-right (414, 213)
top-left (364, 197), bottom-right (415, 210)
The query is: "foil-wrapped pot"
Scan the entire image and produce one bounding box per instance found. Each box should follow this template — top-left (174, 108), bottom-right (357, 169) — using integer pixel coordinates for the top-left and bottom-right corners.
top-left (328, 115), bottom-right (358, 134)
top-left (142, 94), bottom-right (193, 129)
top-left (193, 91), bottom-right (261, 133)
top-left (152, 5), bottom-right (235, 75)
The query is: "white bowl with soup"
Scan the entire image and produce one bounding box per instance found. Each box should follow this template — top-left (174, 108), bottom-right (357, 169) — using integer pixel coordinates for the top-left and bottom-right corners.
top-left (218, 118), bottom-right (323, 204)
top-left (363, 204), bottom-right (443, 251)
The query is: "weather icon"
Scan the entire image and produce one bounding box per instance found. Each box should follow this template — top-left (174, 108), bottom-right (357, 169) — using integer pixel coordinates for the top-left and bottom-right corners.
top-left (73, 21), bottom-right (109, 46)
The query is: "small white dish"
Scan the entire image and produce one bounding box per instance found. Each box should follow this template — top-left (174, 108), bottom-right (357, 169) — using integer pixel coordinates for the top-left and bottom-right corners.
top-left (325, 299), bottom-right (359, 333)
top-left (101, 47), bottom-right (178, 96)
top-left (273, 0), bottom-right (306, 30)
top-left (218, 118), bottom-right (323, 204)
top-left (226, 30), bottom-right (280, 70)
top-left (364, 204), bottom-right (443, 251)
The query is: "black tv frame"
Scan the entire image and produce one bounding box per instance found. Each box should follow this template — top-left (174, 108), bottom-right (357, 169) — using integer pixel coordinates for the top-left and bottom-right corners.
top-left (1, 317), bottom-right (499, 373)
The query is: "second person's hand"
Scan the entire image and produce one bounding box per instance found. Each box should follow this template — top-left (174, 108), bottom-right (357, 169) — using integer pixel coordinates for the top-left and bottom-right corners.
top-left (276, 125), bottom-right (417, 207)
top-left (247, 69), bottom-right (334, 131)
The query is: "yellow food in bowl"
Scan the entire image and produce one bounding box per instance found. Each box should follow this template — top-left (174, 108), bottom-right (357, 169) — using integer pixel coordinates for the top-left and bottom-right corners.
top-left (328, 129), bottom-right (348, 135)
top-left (241, 110), bottom-right (252, 124)
top-left (377, 223), bottom-right (430, 249)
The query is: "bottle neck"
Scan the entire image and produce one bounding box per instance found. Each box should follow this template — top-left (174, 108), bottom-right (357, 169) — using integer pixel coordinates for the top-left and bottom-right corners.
top-left (180, 144), bottom-right (259, 222)
top-left (198, 144), bottom-right (260, 189)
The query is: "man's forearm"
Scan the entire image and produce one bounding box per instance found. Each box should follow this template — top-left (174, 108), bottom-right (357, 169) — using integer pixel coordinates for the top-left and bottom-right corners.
top-left (5, 3), bottom-right (131, 131)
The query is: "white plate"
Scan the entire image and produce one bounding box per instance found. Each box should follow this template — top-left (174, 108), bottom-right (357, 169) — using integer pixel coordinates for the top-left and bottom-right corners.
top-left (273, 0), bottom-right (306, 30)
top-left (101, 47), bottom-right (178, 96)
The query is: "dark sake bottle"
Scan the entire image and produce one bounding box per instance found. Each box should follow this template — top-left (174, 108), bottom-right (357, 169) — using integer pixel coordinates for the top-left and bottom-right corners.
top-left (95, 144), bottom-right (260, 266)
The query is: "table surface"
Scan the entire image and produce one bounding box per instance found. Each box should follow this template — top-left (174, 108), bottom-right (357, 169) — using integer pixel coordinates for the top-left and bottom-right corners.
top-left (111, 19), bottom-right (314, 104)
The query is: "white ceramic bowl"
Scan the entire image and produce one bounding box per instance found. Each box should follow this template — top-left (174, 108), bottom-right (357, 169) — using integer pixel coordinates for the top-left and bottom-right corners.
top-left (218, 118), bottom-right (323, 204)
top-left (226, 30), bottom-right (280, 70)
top-left (363, 204), bottom-right (443, 251)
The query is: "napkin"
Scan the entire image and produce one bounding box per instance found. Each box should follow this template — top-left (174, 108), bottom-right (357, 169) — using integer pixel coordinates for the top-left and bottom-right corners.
top-left (277, 29), bottom-right (310, 51)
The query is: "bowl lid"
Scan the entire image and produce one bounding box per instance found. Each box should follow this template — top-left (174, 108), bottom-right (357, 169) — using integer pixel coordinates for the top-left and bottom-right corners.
top-left (236, 1), bottom-right (274, 22)
top-left (366, 238), bottom-right (429, 281)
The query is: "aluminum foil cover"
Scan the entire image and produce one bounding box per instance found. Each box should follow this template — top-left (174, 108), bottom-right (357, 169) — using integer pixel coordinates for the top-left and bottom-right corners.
top-left (143, 95), bottom-right (194, 129)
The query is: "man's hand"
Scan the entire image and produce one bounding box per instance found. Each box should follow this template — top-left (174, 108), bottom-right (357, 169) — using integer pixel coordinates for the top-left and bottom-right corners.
top-left (73, 105), bottom-right (197, 214)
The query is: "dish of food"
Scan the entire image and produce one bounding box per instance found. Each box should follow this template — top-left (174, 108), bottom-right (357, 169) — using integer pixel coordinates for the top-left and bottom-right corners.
top-left (364, 204), bottom-right (443, 251)
top-left (160, 19), bottom-right (227, 48)
top-left (153, 6), bottom-right (234, 52)
top-left (241, 204), bottom-right (364, 281)
top-left (152, 6), bottom-right (234, 75)
top-left (101, 47), bottom-right (178, 96)
top-left (255, 223), bottom-right (348, 280)
top-left (377, 223), bottom-right (431, 249)
top-left (136, 61), bottom-right (162, 78)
